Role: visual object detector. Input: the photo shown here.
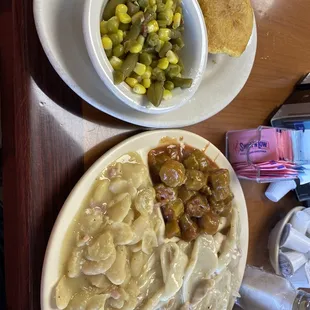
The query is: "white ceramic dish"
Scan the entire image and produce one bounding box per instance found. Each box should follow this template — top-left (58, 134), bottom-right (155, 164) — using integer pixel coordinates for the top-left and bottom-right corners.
top-left (83, 0), bottom-right (208, 114)
top-left (33, 0), bottom-right (257, 127)
top-left (268, 206), bottom-right (305, 275)
top-left (41, 129), bottom-right (248, 309)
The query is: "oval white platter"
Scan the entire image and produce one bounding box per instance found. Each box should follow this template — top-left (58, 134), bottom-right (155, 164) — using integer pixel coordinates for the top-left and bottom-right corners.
top-left (33, 0), bottom-right (257, 128)
top-left (41, 130), bottom-right (248, 309)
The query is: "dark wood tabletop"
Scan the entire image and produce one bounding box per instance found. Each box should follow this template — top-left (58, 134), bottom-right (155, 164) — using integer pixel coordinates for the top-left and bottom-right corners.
top-left (1, 0), bottom-right (310, 309)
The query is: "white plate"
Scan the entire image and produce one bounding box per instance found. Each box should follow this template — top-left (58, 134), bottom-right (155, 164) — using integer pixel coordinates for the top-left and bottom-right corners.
top-left (33, 0), bottom-right (257, 128)
top-left (41, 129), bottom-right (248, 309)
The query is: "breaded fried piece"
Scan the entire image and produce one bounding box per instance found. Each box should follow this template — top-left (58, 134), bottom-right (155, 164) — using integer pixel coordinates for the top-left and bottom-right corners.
top-left (198, 0), bottom-right (254, 57)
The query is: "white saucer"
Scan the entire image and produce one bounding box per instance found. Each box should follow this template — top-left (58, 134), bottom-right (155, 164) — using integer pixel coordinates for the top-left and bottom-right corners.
top-left (33, 0), bottom-right (257, 128)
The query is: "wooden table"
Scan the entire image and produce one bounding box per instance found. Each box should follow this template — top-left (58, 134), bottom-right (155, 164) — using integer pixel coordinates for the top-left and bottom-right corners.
top-left (1, 0), bottom-right (310, 308)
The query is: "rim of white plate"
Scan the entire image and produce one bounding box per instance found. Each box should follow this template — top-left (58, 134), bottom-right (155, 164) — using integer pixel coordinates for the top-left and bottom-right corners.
top-left (40, 129), bottom-right (248, 309)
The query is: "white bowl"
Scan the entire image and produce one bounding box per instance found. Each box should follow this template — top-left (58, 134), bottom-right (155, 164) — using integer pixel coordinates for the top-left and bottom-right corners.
top-left (41, 129), bottom-right (248, 309)
top-left (83, 0), bottom-right (208, 114)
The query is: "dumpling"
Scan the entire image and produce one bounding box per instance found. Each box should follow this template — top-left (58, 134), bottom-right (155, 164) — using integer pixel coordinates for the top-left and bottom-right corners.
top-left (121, 280), bottom-right (140, 310)
top-left (92, 179), bottom-right (112, 205)
top-left (86, 294), bottom-right (110, 310)
top-left (107, 287), bottom-right (129, 309)
top-left (130, 251), bottom-right (148, 278)
top-left (80, 207), bottom-right (105, 236)
top-left (55, 275), bottom-right (74, 310)
top-left (217, 207), bottom-right (239, 274)
top-left (67, 248), bottom-right (84, 278)
top-left (160, 243), bottom-right (188, 302)
top-left (66, 290), bottom-right (92, 310)
top-left (139, 289), bottom-right (164, 310)
top-left (152, 208), bottom-right (165, 246)
top-left (142, 229), bottom-right (158, 255)
top-left (109, 178), bottom-right (129, 194)
top-left (87, 274), bottom-right (113, 290)
top-left (134, 188), bottom-right (155, 216)
top-left (109, 222), bottom-right (134, 245)
top-left (106, 246), bottom-right (128, 285)
top-left (214, 232), bottom-right (226, 254)
top-left (82, 246), bottom-right (116, 275)
top-left (130, 216), bottom-right (150, 245)
top-left (182, 234), bottom-right (218, 303)
top-left (86, 231), bottom-right (115, 262)
top-left (198, 270), bottom-right (232, 310)
top-left (123, 209), bottom-right (135, 226)
top-left (107, 193), bottom-right (131, 223)
top-left (122, 163), bottom-right (149, 189)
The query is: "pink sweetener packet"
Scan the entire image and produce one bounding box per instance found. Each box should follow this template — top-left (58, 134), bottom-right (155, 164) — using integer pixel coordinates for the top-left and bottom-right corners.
top-left (227, 128), bottom-right (279, 164)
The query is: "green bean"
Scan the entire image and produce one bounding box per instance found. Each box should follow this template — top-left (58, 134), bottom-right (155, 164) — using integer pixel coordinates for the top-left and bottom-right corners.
top-left (113, 70), bottom-right (125, 84)
top-left (103, 0), bottom-right (126, 20)
top-left (152, 67), bottom-right (166, 81)
top-left (109, 33), bottom-right (120, 46)
top-left (170, 29), bottom-right (181, 39)
top-left (164, 80), bottom-right (174, 91)
top-left (172, 44), bottom-right (181, 52)
top-left (113, 44), bottom-right (125, 57)
top-left (157, 20), bottom-right (167, 28)
top-left (177, 57), bottom-right (184, 73)
top-left (127, 2), bottom-right (140, 16)
top-left (146, 33), bottom-right (159, 47)
top-left (114, 53), bottom-right (139, 84)
top-left (124, 23), bottom-right (141, 45)
top-left (144, 8), bottom-right (156, 24)
top-left (166, 64), bottom-right (181, 78)
top-left (131, 11), bottom-right (144, 25)
top-left (142, 46), bottom-right (155, 53)
top-left (107, 16), bottom-right (120, 33)
top-left (147, 82), bottom-right (164, 106)
top-left (138, 0), bottom-right (149, 9)
top-left (139, 52), bottom-right (153, 66)
top-left (159, 41), bottom-right (172, 58)
top-left (150, 59), bottom-right (159, 68)
top-left (175, 6), bottom-right (182, 14)
top-left (124, 40), bottom-right (135, 53)
top-left (172, 37), bottom-right (184, 49)
top-left (119, 22), bottom-right (130, 31)
top-left (106, 48), bottom-right (113, 58)
top-left (171, 77), bottom-right (193, 88)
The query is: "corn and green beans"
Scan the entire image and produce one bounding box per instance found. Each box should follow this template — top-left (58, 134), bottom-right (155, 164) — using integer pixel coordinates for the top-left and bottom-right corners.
top-left (100, 0), bottom-right (193, 107)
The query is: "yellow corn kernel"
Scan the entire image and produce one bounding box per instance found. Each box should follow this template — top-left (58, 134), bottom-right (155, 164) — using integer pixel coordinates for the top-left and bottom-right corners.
top-left (155, 39), bottom-right (164, 52)
top-left (102, 35), bottom-right (113, 50)
top-left (166, 9), bottom-right (174, 25)
top-left (157, 57), bottom-right (169, 70)
top-left (172, 12), bottom-right (182, 29)
top-left (137, 35), bottom-right (145, 46)
top-left (134, 62), bottom-right (147, 75)
top-left (166, 50), bottom-right (179, 64)
top-left (133, 84), bottom-right (146, 94)
top-left (125, 77), bottom-right (138, 88)
top-left (118, 13), bottom-right (131, 24)
top-left (115, 4), bottom-right (128, 15)
top-left (158, 28), bottom-right (171, 41)
top-left (131, 11), bottom-right (144, 24)
top-left (100, 21), bottom-right (108, 35)
top-left (142, 78), bottom-right (151, 88)
top-left (163, 89), bottom-right (172, 100)
top-left (117, 29), bottom-right (124, 42)
top-left (142, 66), bottom-right (152, 79)
top-left (165, 0), bottom-right (174, 10)
top-left (109, 56), bottom-right (123, 70)
top-left (149, 0), bottom-right (156, 6)
top-left (147, 20), bottom-right (159, 33)
top-left (129, 43), bottom-right (143, 53)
